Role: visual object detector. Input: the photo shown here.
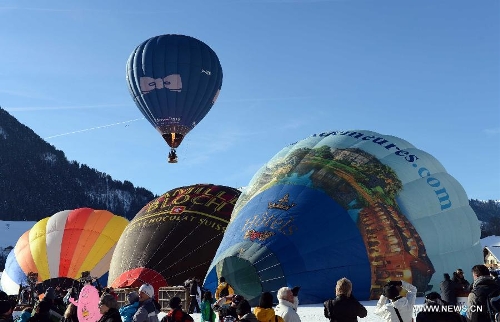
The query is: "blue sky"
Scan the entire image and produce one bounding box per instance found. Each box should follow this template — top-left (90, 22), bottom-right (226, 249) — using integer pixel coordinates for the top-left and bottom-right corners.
top-left (0, 0), bottom-right (498, 200)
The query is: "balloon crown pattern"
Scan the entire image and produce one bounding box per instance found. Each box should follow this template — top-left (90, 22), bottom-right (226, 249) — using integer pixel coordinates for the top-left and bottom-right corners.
top-left (268, 194), bottom-right (296, 211)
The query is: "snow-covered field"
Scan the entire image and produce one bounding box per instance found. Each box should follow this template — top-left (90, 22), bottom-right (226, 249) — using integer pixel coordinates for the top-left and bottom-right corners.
top-left (10, 299), bottom-right (424, 322)
top-left (160, 298), bottom-right (426, 322)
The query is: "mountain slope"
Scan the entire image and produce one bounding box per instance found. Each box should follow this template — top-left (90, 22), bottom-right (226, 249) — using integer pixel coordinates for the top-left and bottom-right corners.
top-left (0, 107), bottom-right (154, 220)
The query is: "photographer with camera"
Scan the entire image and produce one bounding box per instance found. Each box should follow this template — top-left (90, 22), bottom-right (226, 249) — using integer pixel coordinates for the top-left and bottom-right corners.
top-left (374, 280), bottom-right (417, 322)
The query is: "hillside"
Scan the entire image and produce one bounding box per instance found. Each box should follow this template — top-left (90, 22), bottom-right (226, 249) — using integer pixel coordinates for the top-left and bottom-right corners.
top-left (0, 107), bottom-right (155, 221)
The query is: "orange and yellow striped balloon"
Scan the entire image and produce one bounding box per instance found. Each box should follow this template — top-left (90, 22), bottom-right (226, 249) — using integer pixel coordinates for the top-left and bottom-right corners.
top-left (0, 208), bottom-right (129, 294)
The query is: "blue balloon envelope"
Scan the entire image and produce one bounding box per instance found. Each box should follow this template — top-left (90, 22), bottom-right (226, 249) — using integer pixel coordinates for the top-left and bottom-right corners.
top-left (126, 34), bottom-right (222, 150)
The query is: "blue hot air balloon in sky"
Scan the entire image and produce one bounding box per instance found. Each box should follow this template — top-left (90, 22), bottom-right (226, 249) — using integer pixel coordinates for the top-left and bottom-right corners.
top-left (126, 34), bottom-right (223, 163)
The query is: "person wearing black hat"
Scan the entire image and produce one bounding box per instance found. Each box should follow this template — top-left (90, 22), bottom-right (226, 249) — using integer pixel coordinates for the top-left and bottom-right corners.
top-left (373, 280), bottom-right (417, 322)
top-left (236, 300), bottom-right (257, 322)
top-left (0, 300), bottom-right (14, 322)
top-left (415, 292), bottom-right (463, 322)
top-left (160, 297), bottom-right (193, 322)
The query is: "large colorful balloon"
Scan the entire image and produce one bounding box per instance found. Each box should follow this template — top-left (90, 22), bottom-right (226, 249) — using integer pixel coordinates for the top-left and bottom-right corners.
top-left (0, 208), bottom-right (128, 295)
top-left (126, 34), bottom-right (223, 162)
top-left (205, 130), bottom-right (482, 304)
top-left (108, 184), bottom-right (240, 289)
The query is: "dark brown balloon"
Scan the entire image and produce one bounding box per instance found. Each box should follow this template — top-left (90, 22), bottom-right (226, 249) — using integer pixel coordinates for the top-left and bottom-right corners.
top-left (109, 184), bottom-right (240, 287)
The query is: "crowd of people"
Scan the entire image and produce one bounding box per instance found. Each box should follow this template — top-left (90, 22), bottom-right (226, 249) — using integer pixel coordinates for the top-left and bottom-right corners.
top-left (3, 265), bottom-right (500, 322)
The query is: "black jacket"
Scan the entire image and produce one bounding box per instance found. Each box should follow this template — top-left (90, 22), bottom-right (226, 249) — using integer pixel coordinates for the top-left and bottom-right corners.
top-left (440, 279), bottom-right (460, 305)
top-left (324, 295), bottom-right (367, 322)
top-left (0, 315), bottom-right (13, 322)
top-left (416, 302), bottom-right (464, 322)
top-left (27, 313), bottom-right (52, 322)
top-left (98, 308), bottom-right (122, 322)
top-left (467, 276), bottom-right (500, 322)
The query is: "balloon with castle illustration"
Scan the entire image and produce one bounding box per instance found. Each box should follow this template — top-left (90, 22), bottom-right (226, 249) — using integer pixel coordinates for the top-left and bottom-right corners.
top-left (126, 34), bottom-right (223, 163)
top-left (204, 130), bottom-right (483, 304)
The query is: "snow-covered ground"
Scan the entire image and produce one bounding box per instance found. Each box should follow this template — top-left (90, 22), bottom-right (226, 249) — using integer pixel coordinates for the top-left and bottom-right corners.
top-left (159, 298), bottom-right (427, 322)
top-left (10, 299), bottom-right (423, 322)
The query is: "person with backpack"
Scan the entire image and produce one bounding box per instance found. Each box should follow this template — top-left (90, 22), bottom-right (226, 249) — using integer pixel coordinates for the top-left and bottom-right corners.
top-left (323, 277), bottom-right (367, 322)
top-left (160, 297), bottom-right (193, 322)
top-left (466, 264), bottom-right (500, 322)
top-left (215, 277), bottom-right (234, 305)
top-left (373, 280), bottom-right (417, 322)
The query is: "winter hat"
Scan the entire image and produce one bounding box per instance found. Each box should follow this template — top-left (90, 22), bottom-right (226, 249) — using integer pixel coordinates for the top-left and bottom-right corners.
top-left (231, 294), bottom-right (244, 305)
top-left (0, 300), bottom-right (11, 315)
top-left (44, 287), bottom-right (56, 300)
top-left (425, 292), bottom-right (441, 301)
top-left (127, 291), bottom-right (139, 304)
top-left (291, 286), bottom-right (301, 296)
top-left (236, 300), bottom-right (251, 316)
top-left (169, 297), bottom-right (182, 309)
top-left (139, 283), bottom-right (154, 299)
top-left (383, 285), bottom-right (400, 300)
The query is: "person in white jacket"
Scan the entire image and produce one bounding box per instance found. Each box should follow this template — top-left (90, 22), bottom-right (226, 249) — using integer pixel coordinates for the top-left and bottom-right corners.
top-left (274, 287), bottom-right (301, 322)
top-left (373, 280), bottom-right (417, 322)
